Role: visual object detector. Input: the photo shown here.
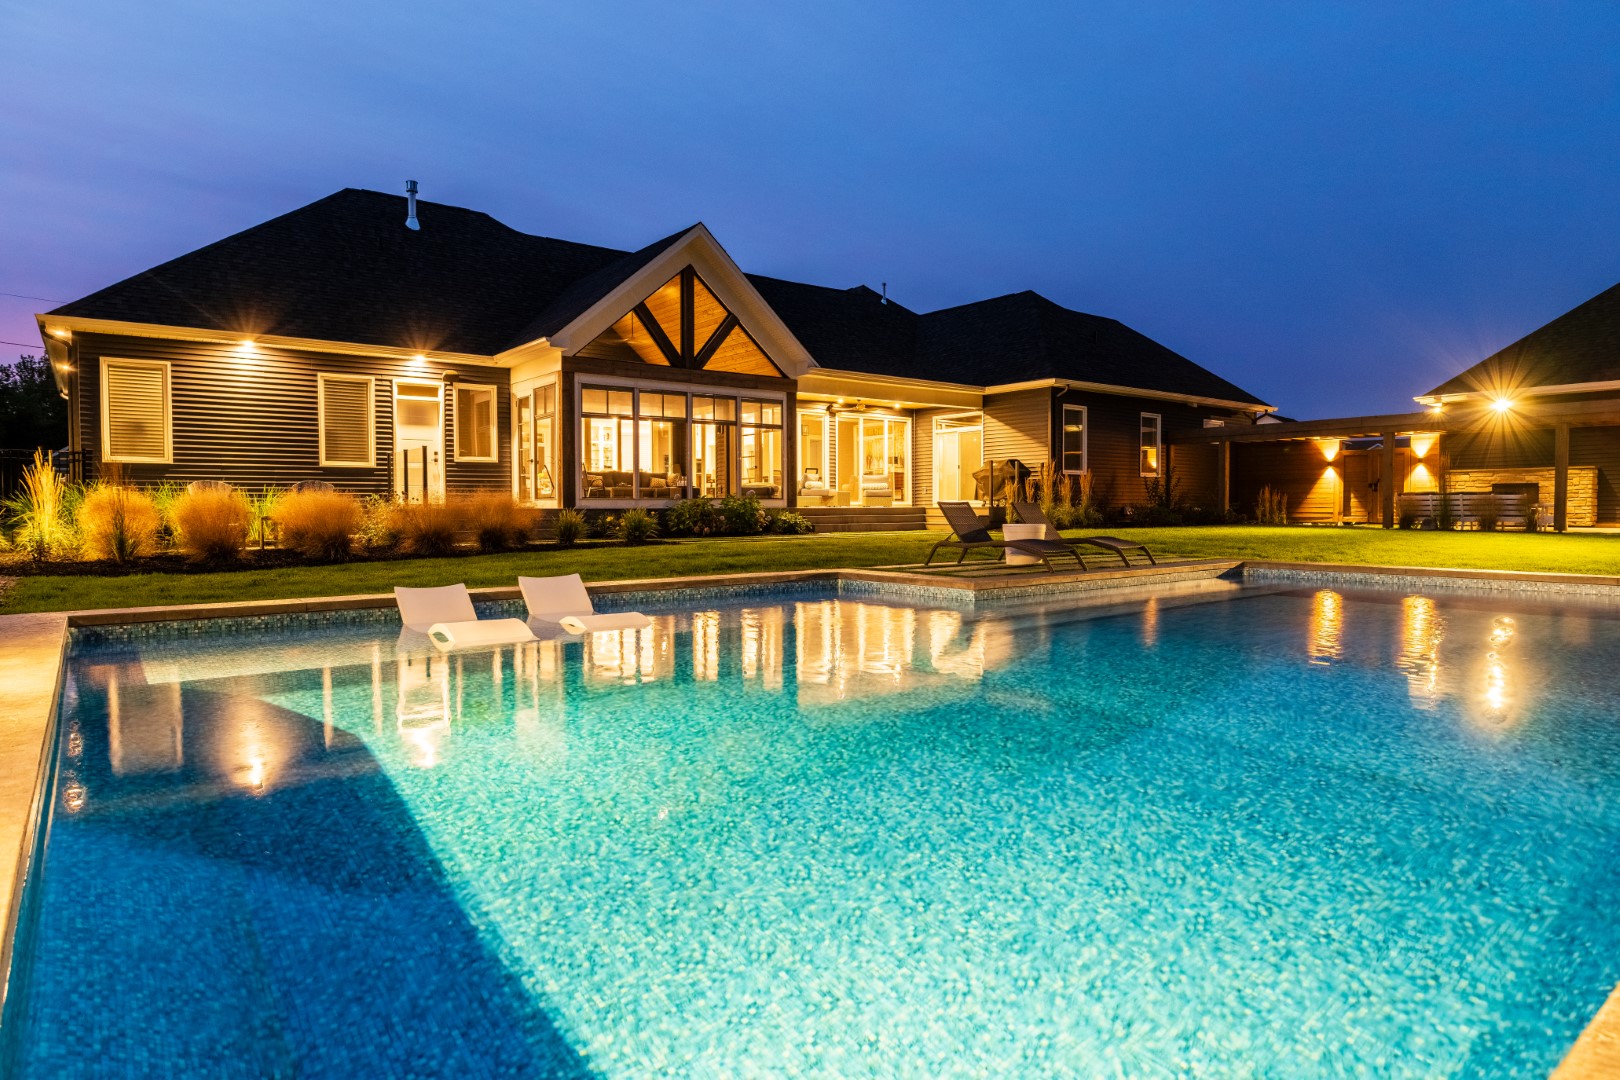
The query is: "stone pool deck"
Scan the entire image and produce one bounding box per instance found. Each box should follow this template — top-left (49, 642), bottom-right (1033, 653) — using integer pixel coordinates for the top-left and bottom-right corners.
top-left (2, 557), bottom-right (1619, 1069)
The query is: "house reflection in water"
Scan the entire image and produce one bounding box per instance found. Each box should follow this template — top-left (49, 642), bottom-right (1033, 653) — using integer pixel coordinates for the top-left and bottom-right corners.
top-left (1307, 589), bottom-right (1344, 665)
top-left (1397, 595), bottom-right (1444, 708)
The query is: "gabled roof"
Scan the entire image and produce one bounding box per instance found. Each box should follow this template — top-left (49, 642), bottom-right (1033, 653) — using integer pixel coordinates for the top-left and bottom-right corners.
top-left (1424, 281), bottom-right (1620, 398)
top-left (49, 187), bottom-right (1273, 408)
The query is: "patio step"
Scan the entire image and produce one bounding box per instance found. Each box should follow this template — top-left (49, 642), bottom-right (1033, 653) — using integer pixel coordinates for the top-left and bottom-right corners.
top-left (795, 506), bottom-right (929, 532)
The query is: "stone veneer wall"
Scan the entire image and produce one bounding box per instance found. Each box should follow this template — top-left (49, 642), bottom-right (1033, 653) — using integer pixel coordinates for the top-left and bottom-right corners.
top-left (1445, 466), bottom-right (1598, 527)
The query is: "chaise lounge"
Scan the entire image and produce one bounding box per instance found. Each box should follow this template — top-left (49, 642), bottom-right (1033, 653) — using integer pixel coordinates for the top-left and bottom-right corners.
top-left (1011, 502), bottom-right (1157, 567)
top-left (925, 501), bottom-right (1086, 571)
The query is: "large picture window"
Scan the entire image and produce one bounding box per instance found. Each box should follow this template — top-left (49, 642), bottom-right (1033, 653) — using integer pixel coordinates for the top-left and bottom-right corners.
top-left (101, 358), bottom-right (173, 464)
top-left (1062, 405), bottom-right (1088, 473)
top-left (317, 373), bottom-right (374, 468)
top-left (581, 387), bottom-right (634, 499)
top-left (1140, 412), bottom-right (1162, 477)
top-left (637, 391), bottom-right (688, 498)
top-left (454, 384), bottom-right (497, 461)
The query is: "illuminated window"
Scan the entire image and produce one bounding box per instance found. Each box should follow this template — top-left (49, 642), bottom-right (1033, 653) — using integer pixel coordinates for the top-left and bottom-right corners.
top-left (1062, 405), bottom-right (1087, 473)
top-left (453, 384), bottom-right (496, 461)
top-left (578, 268), bottom-right (784, 376)
top-left (1140, 413), bottom-right (1162, 477)
top-left (316, 373), bottom-right (373, 468)
top-left (740, 399), bottom-right (784, 497)
top-left (102, 358), bottom-right (173, 463)
top-left (692, 395), bottom-right (737, 497)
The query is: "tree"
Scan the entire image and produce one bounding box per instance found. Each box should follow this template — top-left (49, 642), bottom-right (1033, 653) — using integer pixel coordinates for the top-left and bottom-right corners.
top-left (0, 354), bottom-right (68, 451)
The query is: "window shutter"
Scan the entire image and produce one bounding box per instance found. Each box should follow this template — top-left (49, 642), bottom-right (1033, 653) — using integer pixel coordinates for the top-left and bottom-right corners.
top-left (104, 363), bottom-right (169, 461)
top-left (321, 377), bottom-right (372, 466)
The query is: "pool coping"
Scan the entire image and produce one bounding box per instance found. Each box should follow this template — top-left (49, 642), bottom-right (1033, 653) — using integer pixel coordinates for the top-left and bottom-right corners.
top-left (3, 557), bottom-right (1620, 1068)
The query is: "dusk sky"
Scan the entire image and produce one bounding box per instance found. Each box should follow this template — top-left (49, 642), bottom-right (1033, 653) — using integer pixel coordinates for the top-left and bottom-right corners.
top-left (4, 1), bottom-right (1617, 418)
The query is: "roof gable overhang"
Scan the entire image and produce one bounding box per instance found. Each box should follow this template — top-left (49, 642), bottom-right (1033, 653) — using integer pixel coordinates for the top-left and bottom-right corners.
top-left (501, 225), bottom-right (817, 377)
top-left (989, 377), bottom-right (1274, 413)
top-left (1414, 380), bottom-right (1620, 406)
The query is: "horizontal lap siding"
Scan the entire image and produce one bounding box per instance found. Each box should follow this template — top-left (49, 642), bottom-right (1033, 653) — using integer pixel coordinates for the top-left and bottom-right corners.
top-left (911, 407), bottom-right (953, 505)
top-left (1056, 390), bottom-right (1240, 509)
top-left (75, 334), bottom-right (509, 495)
top-left (1445, 428), bottom-right (1554, 471)
top-left (983, 390), bottom-right (1049, 469)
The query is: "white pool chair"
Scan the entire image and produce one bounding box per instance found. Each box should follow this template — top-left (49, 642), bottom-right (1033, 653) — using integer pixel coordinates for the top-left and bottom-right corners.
top-left (394, 583), bottom-right (536, 652)
top-left (519, 574), bottom-right (652, 635)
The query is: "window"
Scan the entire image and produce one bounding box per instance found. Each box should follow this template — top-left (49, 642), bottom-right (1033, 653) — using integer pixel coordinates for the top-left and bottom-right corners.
top-left (798, 410), bottom-right (829, 491)
top-left (1140, 412), bottom-right (1162, 477)
top-left (636, 391), bottom-right (688, 498)
top-left (740, 398), bottom-right (784, 497)
top-left (317, 373), bottom-right (374, 468)
top-left (692, 394), bottom-right (737, 498)
top-left (454, 384), bottom-right (497, 461)
top-left (580, 386), bottom-right (635, 497)
top-left (1062, 405), bottom-right (1087, 474)
top-left (101, 359), bottom-right (172, 463)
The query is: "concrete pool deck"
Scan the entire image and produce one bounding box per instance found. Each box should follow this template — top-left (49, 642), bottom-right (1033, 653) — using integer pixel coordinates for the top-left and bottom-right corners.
top-left (2, 558), bottom-right (1618, 1071)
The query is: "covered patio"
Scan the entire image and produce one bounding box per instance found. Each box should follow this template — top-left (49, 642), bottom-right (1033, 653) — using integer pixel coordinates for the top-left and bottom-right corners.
top-left (1180, 397), bottom-right (1620, 532)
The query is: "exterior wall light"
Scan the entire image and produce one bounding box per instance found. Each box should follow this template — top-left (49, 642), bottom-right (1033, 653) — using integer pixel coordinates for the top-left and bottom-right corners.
top-left (1315, 438), bottom-right (1341, 461)
top-left (1491, 397), bottom-right (1514, 414)
top-left (1409, 434), bottom-right (1436, 459)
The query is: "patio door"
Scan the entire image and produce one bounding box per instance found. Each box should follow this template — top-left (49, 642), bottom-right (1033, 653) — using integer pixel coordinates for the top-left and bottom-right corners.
top-left (933, 414), bottom-right (983, 504)
top-left (393, 380), bottom-right (444, 502)
top-left (1344, 454), bottom-right (1378, 524)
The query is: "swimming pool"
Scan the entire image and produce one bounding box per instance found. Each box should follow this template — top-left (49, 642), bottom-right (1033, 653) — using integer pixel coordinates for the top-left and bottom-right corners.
top-left (7, 578), bottom-right (1620, 1077)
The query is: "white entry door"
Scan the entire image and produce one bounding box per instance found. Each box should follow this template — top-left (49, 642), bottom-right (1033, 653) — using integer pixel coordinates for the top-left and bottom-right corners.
top-left (933, 414), bottom-right (984, 504)
top-left (393, 379), bottom-right (444, 502)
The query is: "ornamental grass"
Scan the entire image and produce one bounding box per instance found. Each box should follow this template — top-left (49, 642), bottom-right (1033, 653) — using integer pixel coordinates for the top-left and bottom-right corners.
top-left (79, 485), bottom-right (162, 562)
top-left (389, 499), bottom-right (459, 556)
top-left (461, 491), bottom-right (528, 552)
top-left (272, 489), bottom-right (362, 560)
top-left (172, 486), bottom-right (251, 561)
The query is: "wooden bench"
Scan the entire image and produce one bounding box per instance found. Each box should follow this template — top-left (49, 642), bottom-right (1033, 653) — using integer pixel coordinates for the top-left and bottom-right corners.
top-left (1397, 491), bottom-right (1544, 531)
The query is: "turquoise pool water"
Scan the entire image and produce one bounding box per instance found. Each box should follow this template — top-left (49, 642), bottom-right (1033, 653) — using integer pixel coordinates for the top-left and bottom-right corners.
top-left (9, 579), bottom-right (1620, 1077)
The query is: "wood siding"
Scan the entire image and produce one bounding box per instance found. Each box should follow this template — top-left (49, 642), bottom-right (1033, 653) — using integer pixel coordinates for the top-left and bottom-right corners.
top-left (1448, 425), bottom-right (1620, 523)
top-left (1054, 390), bottom-right (1242, 509)
top-left (1231, 441), bottom-right (1343, 523)
top-left (1572, 427), bottom-right (1620, 524)
top-left (72, 333), bottom-right (509, 495)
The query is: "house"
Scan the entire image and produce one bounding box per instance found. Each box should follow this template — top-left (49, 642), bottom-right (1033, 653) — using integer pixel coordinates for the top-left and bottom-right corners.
top-left (36, 187), bottom-right (1274, 528)
top-left (1206, 281), bottom-right (1620, 529)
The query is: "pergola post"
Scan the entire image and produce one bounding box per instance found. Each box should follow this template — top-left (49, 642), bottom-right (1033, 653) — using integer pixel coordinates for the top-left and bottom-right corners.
top-left (1554, 423), bottom-right (1570, 532)
top-left (1217, 441), bottom-right (1230, 515)
top-left (1380, 430), bottom-right (1397, 528)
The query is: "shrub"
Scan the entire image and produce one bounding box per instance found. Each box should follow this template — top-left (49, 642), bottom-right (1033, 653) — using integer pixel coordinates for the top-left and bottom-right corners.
top-left (718, 494), bottom-right (766, 536)
top-left (1396, 494), bottom-right (1422, 530)
top-left (172, 486), bottom-right (251, 561)
top-left (1127, 503), bottom-right (1184, 527)
top-left (582, 510), bottom-right (618, 539)
top-left (1475, 494), bottom-right (1503, 532)
top-left (553, 508), bottom-right (586, 546)
top-left (272, 489), bottom-right (361, 560)
top-left (79, 485), bottom-right (161, 561)
top-left (389, 500), bottom-right (459, 555)
top-left (356, 495), bottom-right (401, 552)
top-left (616, 507), bottom-right (659, 543)
top-left (1255, 485), bottom-right (1289, 526)
top-left (766, 510), bottom-right (814, 535)
top-left (463, 491), bottom-right (527, 552)
top-left (664, 497), bottom-right (722, 537)
top-left (2, 450), bottom-right (74, 561)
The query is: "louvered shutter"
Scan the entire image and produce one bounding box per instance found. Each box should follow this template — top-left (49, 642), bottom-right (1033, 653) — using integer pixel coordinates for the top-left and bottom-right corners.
top-left (103, 362), bottom-right (170, 461)
top-left (320, 376), bottom-right (373, 466)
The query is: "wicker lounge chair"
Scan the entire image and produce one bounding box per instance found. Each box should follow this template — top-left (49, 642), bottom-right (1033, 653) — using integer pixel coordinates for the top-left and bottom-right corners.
top-left (1011, 502), bottom-right (1157, 567)
top-left (926, 502), bottom-right (1085, 571)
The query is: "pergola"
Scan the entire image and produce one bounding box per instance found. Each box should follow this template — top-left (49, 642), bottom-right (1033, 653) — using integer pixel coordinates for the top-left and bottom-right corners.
top-left (1175, 398), bottom-right (1620, 531)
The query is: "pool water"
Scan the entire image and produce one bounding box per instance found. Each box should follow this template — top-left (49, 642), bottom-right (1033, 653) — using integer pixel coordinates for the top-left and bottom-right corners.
top-left (9, 580), bottom-right (1620, 1077)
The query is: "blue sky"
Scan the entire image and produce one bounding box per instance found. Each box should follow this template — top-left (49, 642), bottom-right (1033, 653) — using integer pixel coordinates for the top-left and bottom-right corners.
top-left (3, 0), bottom-right (1616, 416)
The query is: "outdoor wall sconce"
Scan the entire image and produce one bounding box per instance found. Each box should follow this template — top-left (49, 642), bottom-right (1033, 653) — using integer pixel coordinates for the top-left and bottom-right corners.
top-left (1315, 438), bottom-right (1341, 461)
top-left (1409, 434), bottom-right (1436, 458)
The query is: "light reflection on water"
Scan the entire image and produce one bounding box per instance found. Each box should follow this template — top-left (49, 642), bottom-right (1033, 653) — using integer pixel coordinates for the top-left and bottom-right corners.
top-left (32, 582), bottom-right (1620, 1077)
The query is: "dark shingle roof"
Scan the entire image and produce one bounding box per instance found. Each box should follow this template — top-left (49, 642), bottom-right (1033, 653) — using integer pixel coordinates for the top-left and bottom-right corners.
top-left (52, 188), bottom-right (1272, 406)
top-left (915, 292), bottom-right (1270, 405)
top-left (51, 189), bottom-right (633, 355)
top-left (1425, 282), bottom-right (1620, 398)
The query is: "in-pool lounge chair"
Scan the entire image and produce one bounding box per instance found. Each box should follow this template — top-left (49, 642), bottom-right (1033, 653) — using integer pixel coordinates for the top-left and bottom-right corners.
top-left (394, 583), bottom-right (536, 651)
top-left (925, 502), bottom-right (1085, 571)
top-left (1011, 502), bottom-right (1157, 567)
top-left (519, 574), bottom-right (653, 635)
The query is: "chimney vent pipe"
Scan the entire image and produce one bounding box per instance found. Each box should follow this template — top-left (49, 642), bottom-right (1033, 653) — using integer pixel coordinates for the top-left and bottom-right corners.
top-left (405, 180), bottom-right (420, 231)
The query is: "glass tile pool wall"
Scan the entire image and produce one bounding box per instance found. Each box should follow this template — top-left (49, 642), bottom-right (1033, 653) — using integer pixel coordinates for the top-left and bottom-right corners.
top-left (7, 579), bottom-right (1620, 1078)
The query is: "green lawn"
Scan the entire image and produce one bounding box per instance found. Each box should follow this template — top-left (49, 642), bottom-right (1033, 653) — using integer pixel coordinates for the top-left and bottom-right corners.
top-left (1, 526), bottom-right (1617, 615)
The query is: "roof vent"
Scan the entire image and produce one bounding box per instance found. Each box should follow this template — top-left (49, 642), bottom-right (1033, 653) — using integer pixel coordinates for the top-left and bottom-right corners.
top-left (880, 282), bottom-right (888, 305)
top-left (405, 180), bottom-right (420, 231)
